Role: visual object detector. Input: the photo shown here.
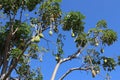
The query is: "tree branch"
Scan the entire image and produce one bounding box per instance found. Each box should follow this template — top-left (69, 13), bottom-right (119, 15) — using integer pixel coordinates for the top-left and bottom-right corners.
top-left (61, 44), bottom-right (88, 63)
top-left (2, 42), bottom-right (30, 80)
top-left (50, 60), bottom-right (62, 80)
top-left (59, 67), bottom-right (91, 80)
top-left (12, 27), bottom-right (18, 36)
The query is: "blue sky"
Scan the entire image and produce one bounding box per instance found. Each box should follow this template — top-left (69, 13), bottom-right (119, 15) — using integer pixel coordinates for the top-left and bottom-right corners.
top-left (30, 0), bottom-right (120, 80)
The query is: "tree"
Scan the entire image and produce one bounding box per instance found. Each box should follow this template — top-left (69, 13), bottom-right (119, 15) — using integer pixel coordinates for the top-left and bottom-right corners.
top-left (0, 0), bottom-right (119, 80)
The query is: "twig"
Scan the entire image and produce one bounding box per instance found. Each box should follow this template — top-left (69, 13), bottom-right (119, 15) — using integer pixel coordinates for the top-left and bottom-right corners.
top-left (59, 67), bottom-right (91, 80)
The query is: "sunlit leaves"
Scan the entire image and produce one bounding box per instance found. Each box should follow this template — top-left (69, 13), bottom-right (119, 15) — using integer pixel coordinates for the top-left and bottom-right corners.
top-left (96, 20), bottom-right (107, 28)
top-left (29, 43), bottom-right (40, 53)
top-left (31, 36), bottom-right (41, 43)
top-left (53, 0), bottom-right (62, 2)
top-left (102, 57), bottom-right (116, 71)
top-left (40, 1), bottom-right (61, 25)
top-left (62, 12), bottom-right (85, 35)
top-left (101, 29), bottom-right (117, 46)
top-left (75, 32), bottom-right (87, 47)
top-left (85, 49), bottom-right (101, 65)
top-left (0, 0), bottom-right (42, 14)
top-left (10, 48), bottom-right (22, 58)
top-left (26, 0), bottom-right (42, 11)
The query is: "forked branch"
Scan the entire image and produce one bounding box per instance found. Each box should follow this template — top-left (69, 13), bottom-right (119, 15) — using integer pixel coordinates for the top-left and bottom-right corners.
top-left (61, 44), bottom-right (88, 63)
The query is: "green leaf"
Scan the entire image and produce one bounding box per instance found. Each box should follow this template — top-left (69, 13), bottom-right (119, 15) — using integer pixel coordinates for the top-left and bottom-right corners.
top-left (75, 32), bottom-right (87, 47)
top-left (96, 20), bottom-right (107, 28)
top-left (101, 29), bottom-right (117, 46)
top-left (62, 11), bottom-right (85, 34)
top-left (53, 0), bottom-right (62, 2)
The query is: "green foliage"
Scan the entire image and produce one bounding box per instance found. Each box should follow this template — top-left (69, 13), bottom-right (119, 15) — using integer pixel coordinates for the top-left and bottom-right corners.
top-left (14, 20), bottom-right (31, 38)
top-left (62, 12), bottom-right (85, 35)
top-left (26, 0), bottom-right (42, 11)
top-left (54, 34), bottom-right (64, 62)
top-left (0, 0), bottom-right (42, 14)
top-left (75, 32), bottom-right (87, 47)
top-left (102, 57), bottom-right (116, 71)
top-left (0, 0), bottom-right (22, 14)
top-left (17, 63), bottom-right (43, 80)
top-left (0, 0), bottom-right (118, 80)
top-left (101, 29), bottom-right (117, 46)
top-left (85, 49), bottom-right (101, 65)
top-left (40, 1), bottom-right (61, 25)
top-left (10, 48), bottom-right (22, 58)
top-left (55, 0), bottom-right (62, 2)
top-left (96, 20), bottom-right (107, 28)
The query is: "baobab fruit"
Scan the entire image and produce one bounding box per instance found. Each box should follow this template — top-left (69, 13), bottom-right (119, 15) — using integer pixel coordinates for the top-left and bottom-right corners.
top-left (34, 36), bottom-right (40, 42)
top-left (96, 70), bottom-right (100, 74)
top-left (101, 48), bottom-right (104, 53)
top-left (95, 42), bottom-right (99, 46)
top-left (71, 32), bottom-right (75, 37)
top-left (104, 59), bottom-right (107, 63)
top-left (39, 33), bottom-right (44, 38)
top-left (49, 30), bottom-right (53, 36)
top-left (92, 69), bottom-right (96, 77)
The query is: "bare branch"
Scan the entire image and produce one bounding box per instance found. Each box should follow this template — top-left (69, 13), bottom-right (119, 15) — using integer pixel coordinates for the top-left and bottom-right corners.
top-left (51, 60), bottom-right (62, 80)
top-left (61, 44), bottom-right (88, 63)
top-left (59, 67), bottom-right (91, 80)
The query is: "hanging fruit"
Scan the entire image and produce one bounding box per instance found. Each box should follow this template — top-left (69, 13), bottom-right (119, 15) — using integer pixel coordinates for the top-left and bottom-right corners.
top-left (39, 33), bottom-right (44, 38)
top-left (96, 70), bottom-right (100, 74)
top-left (104, 59), bottom-right (107, 63)
top-left (101, 48), bottom-right (104, 53)
top-left (31, 36), bottom-right (40, 43)
top-left (49, 30), bottom-right (53, 36)
top-left (92, 69), bottom-right (96, 77)
top-left (31, 38), bottom-right (34, 42)
top-left (71, 32), bottom-right (75, 37)
top-left (95, 42), bottom-right (99, 46)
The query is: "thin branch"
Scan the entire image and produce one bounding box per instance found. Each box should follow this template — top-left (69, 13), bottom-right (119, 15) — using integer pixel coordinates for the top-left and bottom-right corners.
top-left (12, 27), bottom-right (18, 36)
top-left (59, 67), bottom-right (91, 80)
top-left (2, 42), bottom-right (30, 80)
top-left (43, 37), bottom-right (57, 46)
top-left (61, 44), bottom-right (88, 63)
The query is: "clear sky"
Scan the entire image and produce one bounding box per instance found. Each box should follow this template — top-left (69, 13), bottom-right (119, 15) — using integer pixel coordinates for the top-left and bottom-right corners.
top-left (30, 0), bottom-right (120, 80)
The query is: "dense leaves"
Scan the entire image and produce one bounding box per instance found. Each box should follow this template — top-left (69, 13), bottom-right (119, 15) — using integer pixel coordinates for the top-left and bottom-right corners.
top-left (0, 0), bottom-right (119, 80)
top-left (62, 12), bottom-right (85, 35)
top-left (75, 32), bottom-right (87, 47)
top-left (102, 57), bottom-right (116, 71)
top-left (101, 29), bottom-right (117, 46)
top-left (96, 20), bottom-right (107, 28)
top-left (26, 0), bottom-right (42, 11)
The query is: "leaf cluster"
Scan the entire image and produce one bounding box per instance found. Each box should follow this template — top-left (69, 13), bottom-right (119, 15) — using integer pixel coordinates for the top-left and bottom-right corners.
top-left (62, 12), bottom-right (85, 35)
top-left (101, 29), bottom-right (117, 46)
top-left (102, 57), bottom-right (116, 71)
